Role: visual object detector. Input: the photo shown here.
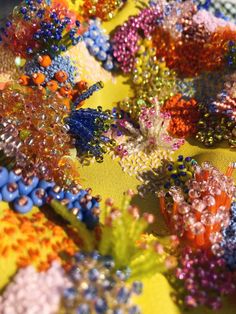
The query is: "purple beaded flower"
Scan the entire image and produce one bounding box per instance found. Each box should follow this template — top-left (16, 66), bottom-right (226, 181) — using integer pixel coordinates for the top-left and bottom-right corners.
top-left (111, 6), bottom-right (163, 73)
top-left (173, 248), bottom-right (235, 310)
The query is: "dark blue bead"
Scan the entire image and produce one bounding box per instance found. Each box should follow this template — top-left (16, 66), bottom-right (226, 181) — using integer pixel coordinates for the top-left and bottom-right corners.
top-left (94, 298), bottom-right (107, 313)
top-left (76, 304), bottom-right (90, 314)
top-left (63, 287), bottom-right (76, 300)
top-left (132, 282), bottom-right (143, 295)
top-left (88, 268), bottom-right (100, 281)
top-left (20, 7), bottom-right (28, 14)
top-left (117, 287), bottom-right (130, 304)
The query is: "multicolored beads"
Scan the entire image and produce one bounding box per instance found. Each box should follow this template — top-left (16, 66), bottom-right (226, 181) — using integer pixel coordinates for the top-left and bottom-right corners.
top-left (61, 252), bottom-right (142, 314)
top-left (0, 86), bottom-right (75, 186)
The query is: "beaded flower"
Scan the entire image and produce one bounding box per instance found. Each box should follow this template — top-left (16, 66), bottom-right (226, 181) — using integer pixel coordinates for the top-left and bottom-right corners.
top-left (161, 94), bottom-right (200, 138)
top-left (83, 19), bottom-right (115, 71)
top-left (0, 85), bottom-right (78, 186)
top-left (172, 248), bottom-right (235, 310)
top-left (112, 99), bottom-right (184, 176)
top-left (61, 252), bottom-right (142, 314)
top-left (111, 4), bottom-right (163, 73)
top-left (0, 165), bottom-right (100, 230)
top-left (0, 262), bottom-right (72, 314)
top-left (0, 208), bottom-right (78, 271)
top-left (159, 161), bottom-right (236, 252)
top-left (81, 0), bottom-right (126, 21)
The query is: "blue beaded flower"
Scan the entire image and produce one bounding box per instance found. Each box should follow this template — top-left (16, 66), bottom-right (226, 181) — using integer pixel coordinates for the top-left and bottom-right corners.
top-left (221, 202), bottom-right (236, 270)
top-left (66, 108), bottom-right (113, 161)
top-left (61, 251), bottom-right (142, 314)
top-left (24, 55), bottom-right (78, 86)
top-left (83, 19), bottom-right (115, 71)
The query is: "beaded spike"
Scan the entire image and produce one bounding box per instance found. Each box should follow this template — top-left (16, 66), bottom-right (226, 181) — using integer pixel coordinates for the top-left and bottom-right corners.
top-left (66, 107), bottom-right (114, 162)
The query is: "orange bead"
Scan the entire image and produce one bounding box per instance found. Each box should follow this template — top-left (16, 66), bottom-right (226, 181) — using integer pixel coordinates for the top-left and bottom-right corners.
top-left (19, 75), bottom-right (31, 86)
top-left (59, 86), bottom-right (72, 97)
top-left (47, 80), bottom-right (59, 92)
top-left (76, 80), bottom-right (88, 91)
top-left (32, 73), bottom-right (46, 85)
top-left (55, 70), bottom-right (68, 83)
top-left (38, 55), bottom-right (52, 67)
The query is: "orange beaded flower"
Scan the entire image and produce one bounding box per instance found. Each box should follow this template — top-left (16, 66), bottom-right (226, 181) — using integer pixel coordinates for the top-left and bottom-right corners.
top-left (161, 94), bottom-right (200, 138)
top-left (153, 27), bottom-right (236, 77)
top-left (0, 85), bottom-right (80, 186)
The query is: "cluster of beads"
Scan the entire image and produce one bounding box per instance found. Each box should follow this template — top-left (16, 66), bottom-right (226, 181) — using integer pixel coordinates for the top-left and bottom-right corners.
top-left (111, 5), bottom-right (162, 73)
top-left (197, 0), bottom-right (236, 22)
top-left (195, 103), bottom-right (236, 147)
top-left (226, 41), bottom-right (236, 69)
top-left (152, 4), bottom-right (236, 76)
top-left (131, 40), bottom-right (177, 106)
top-left (114, 101), bottom-right (184, 159)
top-left (0, 87), bottom-right (75, 186)
top-left (61, 251), bottom-right (142, 314)
top-left (221, 202), bottom-right (236, 270)
top-left (173, 248), bottom-right (235, 310)
top-left (0, 166), bottom-right (100, 229)
top-left (210, 92), bottom-right (236, 122)
top-left (0, 262), bottom-right (72, 314)
top-left (66, 107), bottom-right (115, 163)
top-left (159, 162), bottom-right (236, 251)
top-left (83, 19), bottom-right (115, 71)
top-left (0, 0), bottom-right (46, 57)
top-left (23, 54), bottom-right (78, 88)
top-left (161, 94), bottom-right (200, 138)
top-left (82, 0), bottom-right (126, 21)
top-left (162, 155), bottom-right (196, 191)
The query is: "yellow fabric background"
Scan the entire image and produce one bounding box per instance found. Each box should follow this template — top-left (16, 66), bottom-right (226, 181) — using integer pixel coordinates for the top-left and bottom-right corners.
top-left (0, 1), bottom-right (236, 314)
